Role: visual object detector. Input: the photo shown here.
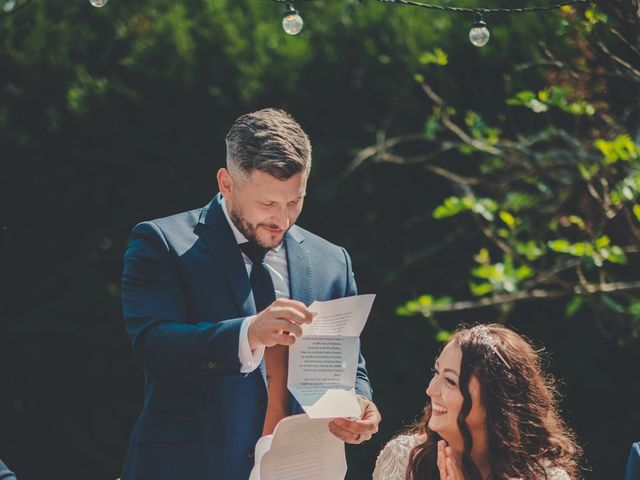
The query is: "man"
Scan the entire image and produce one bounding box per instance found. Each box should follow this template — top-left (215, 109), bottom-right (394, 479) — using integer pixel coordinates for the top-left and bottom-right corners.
top-left (121, 108), bottom-right (381, 479)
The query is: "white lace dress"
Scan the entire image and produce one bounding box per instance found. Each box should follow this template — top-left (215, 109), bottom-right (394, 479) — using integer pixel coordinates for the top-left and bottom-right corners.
top-left (373, 434), bottom-right (571, 480)
top-left (373, 433), bottom-right (420, 480)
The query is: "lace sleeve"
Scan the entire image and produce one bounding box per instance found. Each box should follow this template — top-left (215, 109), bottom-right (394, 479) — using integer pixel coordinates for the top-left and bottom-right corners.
top-left (372, 434), bottom-right (421, 480)
top-left (545, 466), bottom-right (571, 480)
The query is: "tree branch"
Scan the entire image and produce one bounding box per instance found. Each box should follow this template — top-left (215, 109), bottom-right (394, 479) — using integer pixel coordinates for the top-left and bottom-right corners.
top-left (423, 164), bottom-right (481, 186)
top-left (515, 59), bottom-right (640, 83)
top-left (594, 39), bottom-right (640, 79)
top-left (423, 281), bottom-right (640, 314)
top-left (609, 27), bottom-right (640, 60)
top-left (346, 132), bottom-right (441, 175)
top-left (419, 82), bottom-right (504, 156)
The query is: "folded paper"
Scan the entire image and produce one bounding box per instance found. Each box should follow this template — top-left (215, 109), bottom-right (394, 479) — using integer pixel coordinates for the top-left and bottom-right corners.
top-left (288, 294), bottom-right (375, 418)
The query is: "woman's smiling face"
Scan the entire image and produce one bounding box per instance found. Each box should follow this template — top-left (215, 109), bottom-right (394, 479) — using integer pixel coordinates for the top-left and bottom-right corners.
top-left (426, 341), bottom-right (487, 447)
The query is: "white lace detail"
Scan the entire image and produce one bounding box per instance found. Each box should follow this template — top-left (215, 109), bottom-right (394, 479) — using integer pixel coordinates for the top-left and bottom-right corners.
top-left (545, 466), bottom-right (572, 480)
top-left (373, 434), bottom-right (421, 480)
top-left (372, 433), bottom-right (571, 480)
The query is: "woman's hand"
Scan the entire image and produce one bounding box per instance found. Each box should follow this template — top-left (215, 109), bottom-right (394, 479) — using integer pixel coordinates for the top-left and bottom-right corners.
top-left (436, 440), bottom-right (465, 480)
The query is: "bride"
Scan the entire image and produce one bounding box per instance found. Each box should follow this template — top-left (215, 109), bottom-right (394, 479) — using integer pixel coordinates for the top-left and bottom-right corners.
top-left (373, 324), bottom-right (582, 480)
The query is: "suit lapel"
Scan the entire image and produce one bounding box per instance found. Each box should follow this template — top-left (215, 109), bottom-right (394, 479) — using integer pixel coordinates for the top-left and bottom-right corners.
top-left (197, 201), bottom-right (312, 395)
top-left (197, 195), bottom-right (256, 316)
top-left (284, 226), bottom-right (311, 413)
top-left (285, 227), bottom-right (313, 306)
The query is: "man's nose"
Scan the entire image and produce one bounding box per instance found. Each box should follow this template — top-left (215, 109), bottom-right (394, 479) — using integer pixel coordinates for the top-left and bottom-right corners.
top-left (271, 207), bottom-right (289, 230)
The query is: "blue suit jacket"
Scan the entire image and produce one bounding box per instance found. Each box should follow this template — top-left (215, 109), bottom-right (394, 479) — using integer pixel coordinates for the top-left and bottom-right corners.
top-left (120, 194), bottom-right (372, 480)
top-left (625, 442), bottom-right (640, 480)
top-left (0, 459), bottom-right (16, 480)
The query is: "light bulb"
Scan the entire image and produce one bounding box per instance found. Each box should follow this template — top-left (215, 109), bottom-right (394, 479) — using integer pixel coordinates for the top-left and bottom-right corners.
top-left (469, 18), bottom-right (490, 47)
top-left (3, 0), bottom-right (16, 12)
top-left (282, 5), bottom-right (303, 35)
top-left (89, 0), bottom-right (108, 7)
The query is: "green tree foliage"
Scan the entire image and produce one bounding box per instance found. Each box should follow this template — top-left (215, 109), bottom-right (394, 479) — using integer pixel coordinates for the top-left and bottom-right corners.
top-left (351, 6), bottom-right (640, 475)
top-left (359, 5), bottom-right (640, 345)
top-left (1, 1), bottom-right (639, 479)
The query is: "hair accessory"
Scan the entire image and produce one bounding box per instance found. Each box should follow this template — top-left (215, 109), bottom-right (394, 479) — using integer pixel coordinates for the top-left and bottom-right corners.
top-left (471, 325), bottom-right (511, 369)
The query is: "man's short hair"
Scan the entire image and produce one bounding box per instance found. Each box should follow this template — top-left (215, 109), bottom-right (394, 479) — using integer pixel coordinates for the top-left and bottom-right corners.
top-left (225, 108), bottom-right (311, 179)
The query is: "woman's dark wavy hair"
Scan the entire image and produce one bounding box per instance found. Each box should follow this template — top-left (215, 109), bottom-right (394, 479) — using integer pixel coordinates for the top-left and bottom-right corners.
top-left (407, 324), bottom-right (582, 479)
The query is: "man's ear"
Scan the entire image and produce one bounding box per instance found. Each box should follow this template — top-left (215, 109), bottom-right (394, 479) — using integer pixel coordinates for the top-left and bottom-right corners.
top-left (217, 168), bottom-right (232, 197)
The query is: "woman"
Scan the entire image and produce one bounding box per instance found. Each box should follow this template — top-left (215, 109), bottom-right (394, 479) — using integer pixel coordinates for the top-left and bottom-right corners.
top-left (373, 324), bottom-right (581, 479)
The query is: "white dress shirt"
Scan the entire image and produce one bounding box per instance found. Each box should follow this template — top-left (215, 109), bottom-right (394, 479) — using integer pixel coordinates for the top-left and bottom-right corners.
top-left (220, 198), bottom-right (290, 373)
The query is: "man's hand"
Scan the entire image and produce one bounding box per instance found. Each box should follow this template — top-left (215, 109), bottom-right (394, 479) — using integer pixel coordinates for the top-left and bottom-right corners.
top-left (328, 396), bottom-right (381, 444)
top-left (247, 298), bottom-right (314, 349)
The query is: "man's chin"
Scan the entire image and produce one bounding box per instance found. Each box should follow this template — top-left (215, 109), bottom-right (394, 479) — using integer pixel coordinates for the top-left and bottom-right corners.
top-left (256, 231), bottom-right (285, 249)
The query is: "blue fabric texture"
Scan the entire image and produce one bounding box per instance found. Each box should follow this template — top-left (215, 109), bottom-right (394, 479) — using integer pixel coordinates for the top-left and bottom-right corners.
top-left (0, 459), bottom-right (16, 480)
top-left (120, 194), bottom-right (372, 480)
top-left (624, 442), bottom-right (640, 480)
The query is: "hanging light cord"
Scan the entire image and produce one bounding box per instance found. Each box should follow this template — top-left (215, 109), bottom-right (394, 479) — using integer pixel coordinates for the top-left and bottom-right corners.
top-left (273, 0), bottom-right (589, 15)
top-left (376, 0), bottom-right (588, 14)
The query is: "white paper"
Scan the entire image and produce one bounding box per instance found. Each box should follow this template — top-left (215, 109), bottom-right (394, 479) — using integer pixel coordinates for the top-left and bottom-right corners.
top-left (249, 414), bottom-right (347, 480)
top-left (288, 294), bottom-right (375, 418)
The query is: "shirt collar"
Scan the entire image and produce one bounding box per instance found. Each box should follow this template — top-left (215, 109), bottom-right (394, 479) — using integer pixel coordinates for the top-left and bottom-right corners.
top-left (220, 197), bottom-right (283, 253)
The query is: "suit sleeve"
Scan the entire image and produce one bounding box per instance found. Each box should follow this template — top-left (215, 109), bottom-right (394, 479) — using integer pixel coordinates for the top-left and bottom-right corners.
top-left (0, 459), bottom-right (17, 480)
top-left (342, 247), bottom-right (373, 401)
top-left (122, 221), bottom-right (244, 378)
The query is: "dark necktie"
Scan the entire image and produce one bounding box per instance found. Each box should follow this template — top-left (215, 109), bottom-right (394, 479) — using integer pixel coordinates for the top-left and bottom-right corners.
top-left (240, 242), bottom-right (276, 311)
top-left (240, 242), bottom-right (290, 435)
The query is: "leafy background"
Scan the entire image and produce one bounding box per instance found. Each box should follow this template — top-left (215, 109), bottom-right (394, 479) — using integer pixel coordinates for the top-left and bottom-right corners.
top-left (1, 0), bottom-right (639, 478)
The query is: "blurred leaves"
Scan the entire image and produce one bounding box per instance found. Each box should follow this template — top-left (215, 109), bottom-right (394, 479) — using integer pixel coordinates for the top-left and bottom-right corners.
top-left (547, 236), bottom-right (627, 267)
top-left (471, 252), bottom-right (534, 296)
top-left (396, 294), bottom-right (453, 318)
top-left (419, 48), bottom-right (448, 66)
top-left (507, 86), bottom-right (596, 116)
top-left (433, 196), bottom-right (498, 221)
top-left (595, 134), bottom-right (639, 165)
top-left (366, 3), bottom-right (640, 347)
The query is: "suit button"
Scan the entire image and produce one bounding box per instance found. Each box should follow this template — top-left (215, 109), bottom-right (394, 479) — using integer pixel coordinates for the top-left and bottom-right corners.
top-left (247, 448), bottom-right (255, 459)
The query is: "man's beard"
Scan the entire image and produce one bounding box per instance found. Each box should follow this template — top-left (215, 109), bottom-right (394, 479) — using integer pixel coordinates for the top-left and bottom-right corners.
top-left (230, 210), bottom-right (287, 249)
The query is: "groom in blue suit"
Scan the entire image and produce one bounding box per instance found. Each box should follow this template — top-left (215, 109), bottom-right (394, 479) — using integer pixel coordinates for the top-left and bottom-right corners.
top-left (120, 108), bottom-right (381, 480)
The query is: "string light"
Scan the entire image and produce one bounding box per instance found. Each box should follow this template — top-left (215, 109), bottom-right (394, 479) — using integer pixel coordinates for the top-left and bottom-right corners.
top-left (282, 2), bottom-right (304, 35)
top-left (272, 0), bottom-right (589, 47)
top-left (3, 0), bottom-right (16, 13)
top-left (469, 14), bottom-right (490, 47)
top-left (2, 0), bottom-right (591, 48)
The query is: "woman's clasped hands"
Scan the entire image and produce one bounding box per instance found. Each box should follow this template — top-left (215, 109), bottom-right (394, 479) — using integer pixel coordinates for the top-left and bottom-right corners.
top-left (436, 440), bottom-right (464, 480)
